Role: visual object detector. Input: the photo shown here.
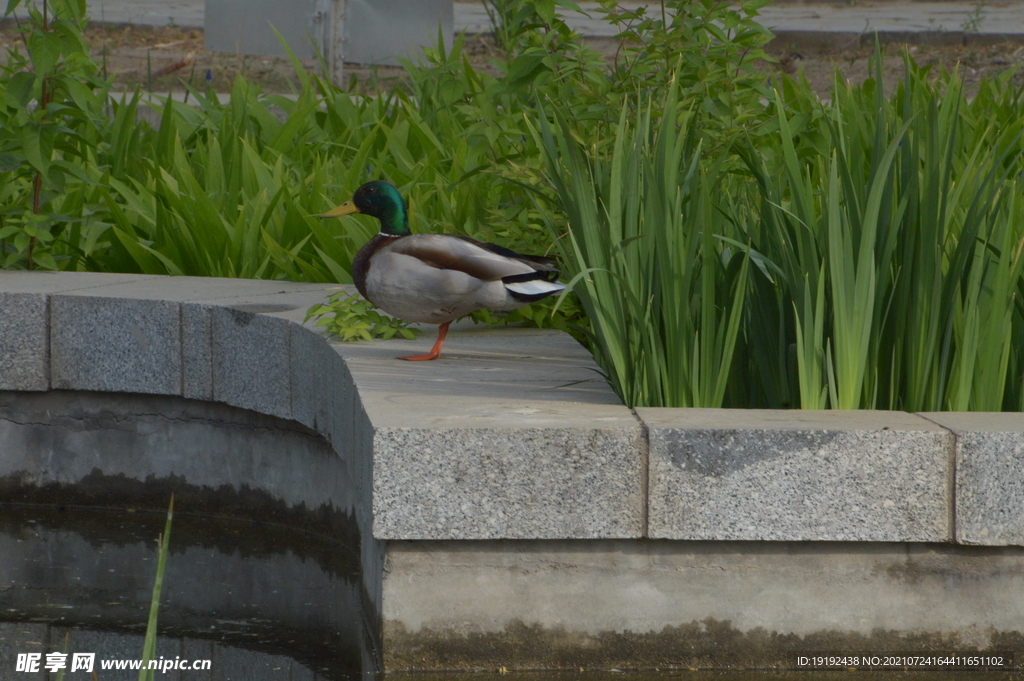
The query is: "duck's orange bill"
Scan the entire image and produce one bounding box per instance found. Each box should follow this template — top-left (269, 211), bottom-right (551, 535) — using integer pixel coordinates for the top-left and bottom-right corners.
top-left (319, 201), bottom-right (360, 218)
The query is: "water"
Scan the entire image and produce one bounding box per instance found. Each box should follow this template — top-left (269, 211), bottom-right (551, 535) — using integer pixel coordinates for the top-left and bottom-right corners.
top-left (0, 504), bottom-right (369, 680)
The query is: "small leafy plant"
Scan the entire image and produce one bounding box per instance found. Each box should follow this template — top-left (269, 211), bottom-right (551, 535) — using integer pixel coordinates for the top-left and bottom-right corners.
top-left (305, 289), bottom-right (421, 341)
top-left (0, 0), bottom-right (112, 270)
top-left (597, 0), bottom-right (775, 147)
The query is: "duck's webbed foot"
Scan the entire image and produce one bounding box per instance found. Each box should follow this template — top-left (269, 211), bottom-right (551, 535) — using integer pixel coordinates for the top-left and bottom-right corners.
top-left (398, 322), bottom-right (449, 361)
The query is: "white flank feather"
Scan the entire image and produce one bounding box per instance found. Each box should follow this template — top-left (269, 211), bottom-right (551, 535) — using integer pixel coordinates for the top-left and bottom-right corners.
top-left (504, 280), bottom-right (566, 296)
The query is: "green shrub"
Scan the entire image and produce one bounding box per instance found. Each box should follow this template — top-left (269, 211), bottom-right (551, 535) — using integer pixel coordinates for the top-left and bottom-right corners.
top-left (0, 0), bottom-right (111, 269)
top-left (306, 288), bottom-right (420, 341)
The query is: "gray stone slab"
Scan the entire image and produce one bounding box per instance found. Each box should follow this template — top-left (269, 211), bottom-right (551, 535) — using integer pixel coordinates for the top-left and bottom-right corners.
top-left (381, 539), bottom-right (1024, 670)
top-left (50, 295), bottom-right (181, 395)
top-left (49, 273), bottom-right (337, 327)
top-left (205, 0), bottom-right (319, 59)
top-left (922, 412), bottom-right (1024, 546)
top-left (182, 303), bottom-right (214, 401)
top-left (210, 306), bottom-right (291, 419)
top-left (339, 324), bottom-right (640, 539)
top-left (345, 0), bottom-right (453, 66)
top-left (639, 408), bottom-right (954, 542)
top-left (337, 326), bottom-right (622, 405)
top-left (321, 342), bottom-right (354, 453)
top-left (0, 292), bottom-right (48, 391)
top-left (46, 273), bottom-right (333, 303)
top-left (199, 287), bottom-right (338, 326)
top-left (290, 323), bottom-right (337, 435)
top-left (0, 271), bottom-right (161, 294)
top-left (364, 393), bottom-right (643, 539)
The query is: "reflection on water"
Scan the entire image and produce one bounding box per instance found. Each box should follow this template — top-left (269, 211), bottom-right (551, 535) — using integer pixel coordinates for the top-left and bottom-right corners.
top-left (0, 504), bottom-right (369, 680)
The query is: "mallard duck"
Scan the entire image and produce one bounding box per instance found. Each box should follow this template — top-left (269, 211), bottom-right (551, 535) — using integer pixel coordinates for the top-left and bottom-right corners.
top-left (320, 181), bottom-right (566, 361)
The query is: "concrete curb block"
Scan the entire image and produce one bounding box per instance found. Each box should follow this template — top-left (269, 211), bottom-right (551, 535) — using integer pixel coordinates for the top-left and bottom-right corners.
top-left (0, 292), bottom-right (48, 391)
top-left (50, 294), bottom-right (182, 395)
top-left (640, 408), bottom-right (953, 542)
top-left (923, 412), bottom-right (1024, 546)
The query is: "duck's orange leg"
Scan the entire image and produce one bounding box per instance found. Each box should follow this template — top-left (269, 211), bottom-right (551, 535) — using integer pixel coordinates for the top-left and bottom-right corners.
top-left (398, 322), bottom-right (449, 361)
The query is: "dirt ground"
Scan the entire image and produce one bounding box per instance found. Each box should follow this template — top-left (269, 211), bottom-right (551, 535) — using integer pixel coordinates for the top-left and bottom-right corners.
top-left (1, 20), bottom-right (1023, 98)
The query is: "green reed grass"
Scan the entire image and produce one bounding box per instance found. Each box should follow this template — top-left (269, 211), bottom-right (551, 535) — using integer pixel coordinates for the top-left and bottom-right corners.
top-left (741, 55), bottom-right (1024, 411)
top-left (535, 84), bottom-right (750, 407)
top-left (139, 495), bottom-right (173, 681)
top-left (534, 49), bottom-right (1024, 410)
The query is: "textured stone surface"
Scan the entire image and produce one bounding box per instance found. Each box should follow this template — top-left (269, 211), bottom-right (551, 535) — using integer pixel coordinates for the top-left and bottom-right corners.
top-left (334, 325), bottom-right (641, 539)
top-left (181, 302), bottom-right (213, 401)
top-left (363, 395), bottom-right (643, 539)
top-left (50, 295), bottom-right (181, 395)
top-left (321, 342), bottom-right (356, 454)
top-left (0, 270), bottom-right (161, 293)
top-left (338, 324), bottom-right (622, 405)
top-left (290, 323), bottom-right (338, 435)
top-left (32, 272), bottom-right (330, 301)
top-left (372, 421), bottom-right (643, 539)
top-left (0, 292), bottom-right (48, 391)
top-left (640, 409), bottom-right (954, 542)
top-left (210, 306), bottom-right (291, 419)
top-left (923, 412), bottom-right (1024, 546)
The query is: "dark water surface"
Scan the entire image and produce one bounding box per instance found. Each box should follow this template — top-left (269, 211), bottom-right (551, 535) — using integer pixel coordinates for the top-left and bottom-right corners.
top-left (0, 504), bottom-right (368, 680)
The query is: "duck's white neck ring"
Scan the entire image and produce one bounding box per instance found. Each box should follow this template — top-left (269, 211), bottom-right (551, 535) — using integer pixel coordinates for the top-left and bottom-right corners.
top-left (378, 232), bottom-right (403, 238)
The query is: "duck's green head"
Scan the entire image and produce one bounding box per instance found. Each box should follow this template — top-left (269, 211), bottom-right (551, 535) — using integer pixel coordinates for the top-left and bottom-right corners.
top-left (320, 181), bottom-right (410, 236)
